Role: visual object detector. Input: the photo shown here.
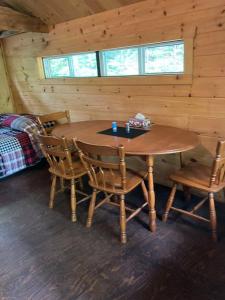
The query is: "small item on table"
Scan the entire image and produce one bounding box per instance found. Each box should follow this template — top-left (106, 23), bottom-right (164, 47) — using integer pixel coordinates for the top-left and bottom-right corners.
top-left (125, 122), bottom-right (130, 133)
top-left (112, 121), bottom-right (117, 133)
top-left (128, 113), bottom-right (151, 129)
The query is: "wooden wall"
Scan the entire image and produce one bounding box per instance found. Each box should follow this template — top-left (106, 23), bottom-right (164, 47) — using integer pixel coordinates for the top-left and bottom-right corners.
top-left (3, 0), bottom-right (225, 189)
top-left (0, 41), bottom-right (14, 112)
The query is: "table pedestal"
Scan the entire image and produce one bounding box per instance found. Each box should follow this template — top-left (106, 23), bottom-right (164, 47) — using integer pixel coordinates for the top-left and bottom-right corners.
top-left (146, 155), bottom-right (156, 232)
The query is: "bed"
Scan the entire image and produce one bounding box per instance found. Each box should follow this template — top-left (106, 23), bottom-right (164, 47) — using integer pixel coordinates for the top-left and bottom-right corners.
top-left (0, 114), bottom-right (42, 178)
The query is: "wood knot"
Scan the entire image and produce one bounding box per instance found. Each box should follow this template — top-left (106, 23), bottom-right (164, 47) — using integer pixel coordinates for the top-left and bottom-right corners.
top-left (190, 158), bottom-right (197, 163)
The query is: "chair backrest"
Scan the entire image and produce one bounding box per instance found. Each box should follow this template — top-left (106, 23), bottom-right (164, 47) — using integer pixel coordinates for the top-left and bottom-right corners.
top-left (39, 134), bottom-right (74, 177)
top-left (73, 139), bottom-right (126, 192)
top-left (37, 111), bottom-right (71, 135)
top-left (210, 140), bottom-right (225, 187)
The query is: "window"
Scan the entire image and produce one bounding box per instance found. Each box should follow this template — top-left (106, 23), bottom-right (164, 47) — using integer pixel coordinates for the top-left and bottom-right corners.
top-left (43, 57), bottom-right (71, 78)
top-left (143, 41), bottom-right (184, 74)
top-left (43, 52), bottom-right (98, 78)
top-left (72, 53), bottom-right (98, 77)
top-left (100, 48), bottom-right (139, 76)
top-left (41, 40), bottom-right (185, 79)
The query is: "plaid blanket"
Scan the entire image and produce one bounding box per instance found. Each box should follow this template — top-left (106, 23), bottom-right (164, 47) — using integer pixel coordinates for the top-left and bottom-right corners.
top-left (0, 114), bottom-right (42, 178)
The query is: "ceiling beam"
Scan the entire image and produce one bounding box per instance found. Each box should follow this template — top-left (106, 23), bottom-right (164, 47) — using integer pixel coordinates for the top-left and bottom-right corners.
top-left (0, 6), bottom-right (48, 34)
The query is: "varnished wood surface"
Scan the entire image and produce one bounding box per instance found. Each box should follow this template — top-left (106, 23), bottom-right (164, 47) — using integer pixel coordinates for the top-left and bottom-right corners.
top-left (1, 162), bottom-right (225, 299)
top-left (53, 121), bottom-right (198, 234)
top-left (4, 0), bottom-right (225, 189)
top-left (53, 120), bottom-right (199, 233)
top-left (38, 134), bottom-right (89, 222)
top-left (0, 5), bottom-right (48, 35)
top-left (2, 0), bottom-right (143, 24)
top-left (0, 40), bottom-right (14, 112)
top-left (53, 121), bottom-right (199, 156)
top-left (74, 140), bottom-right (148, 243)
top-left (163, 140), bottom-right (225, 241)
top-left (37, 110), bottom-right (71, 135)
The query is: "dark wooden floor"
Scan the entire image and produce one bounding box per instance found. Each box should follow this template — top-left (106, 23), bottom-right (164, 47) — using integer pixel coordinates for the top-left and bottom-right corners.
top-left (1, 161), bottom-right (225, 300)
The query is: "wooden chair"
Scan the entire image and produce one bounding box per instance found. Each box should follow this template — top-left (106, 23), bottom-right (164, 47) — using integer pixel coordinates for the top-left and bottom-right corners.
top-left (73, 139), bottom-right (149, 244)
top-left (37, 111), bottom-right (71, 135)
top-left (39, 134), bottom-right (90, 222)
top-left (163, 140), bottom-right (225, 241)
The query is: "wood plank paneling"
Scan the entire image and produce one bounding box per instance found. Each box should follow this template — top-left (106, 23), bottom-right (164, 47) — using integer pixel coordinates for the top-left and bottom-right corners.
top-left (0, 41), bottom-right (14, 112)
top-left (2, 163), bottom-right (225, 299)
top-left (0, 6), bottom-right (48, 34)
top-left (41, 2), bottom-right (225, 56)
top-left (3, 0), bottom-right (225, 191)
top-left (2, 0), bottom-right (144, 25)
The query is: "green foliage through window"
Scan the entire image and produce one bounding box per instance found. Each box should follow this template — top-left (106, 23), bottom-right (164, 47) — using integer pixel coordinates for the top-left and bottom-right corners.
top-left (101, 48), bottom-right (139, 76)
top-left (43, 57), bottom-right (71, 78)
top-left (144, 42), bottom-right (184, 74)
top-left (42, 40), bottom-right (184, 78)
top-left (72, 53), bottom-right (97, 77)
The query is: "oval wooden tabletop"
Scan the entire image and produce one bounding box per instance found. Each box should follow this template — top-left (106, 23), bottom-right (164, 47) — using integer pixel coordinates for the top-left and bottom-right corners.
top-left (53, 120), bottom-right (199, 155)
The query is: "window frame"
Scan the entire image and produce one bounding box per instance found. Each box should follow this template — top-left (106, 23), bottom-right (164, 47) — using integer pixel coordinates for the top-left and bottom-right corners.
top-left (99, 45), bottom-right (140, 77)
top-left (142, 40), bottom-right (185, 75)
top-left (43, 56), bottom-right (72, 78)
top-left (71, 52), bottom-right (98, 78)
top-left (37, 38), bottom-right (193, 85)
top-left (42, 51), bottom-right (98, 79)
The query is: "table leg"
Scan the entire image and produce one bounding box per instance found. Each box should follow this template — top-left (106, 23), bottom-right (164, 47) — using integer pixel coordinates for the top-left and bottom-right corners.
top-left (146, 155), bottom-right (156, 232)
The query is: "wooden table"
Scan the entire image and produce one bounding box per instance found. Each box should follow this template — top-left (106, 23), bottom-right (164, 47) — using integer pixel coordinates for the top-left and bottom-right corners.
top-left (53, 120), bottom-right (199, 232)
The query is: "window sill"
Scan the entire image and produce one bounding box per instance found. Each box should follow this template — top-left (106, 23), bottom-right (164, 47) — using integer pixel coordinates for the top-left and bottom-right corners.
top-left (39, 74), bottom-right (192, 86)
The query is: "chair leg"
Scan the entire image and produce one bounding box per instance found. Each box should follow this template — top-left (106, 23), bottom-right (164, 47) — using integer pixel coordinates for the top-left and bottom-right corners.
top-left (120, 194), bottom-right (127, 244)
top-left (49, 175), bottom-right (57, 208)
top-left (163, 183), bottom-right (177, 222)
top-left (141, 180), bottom-right (148, 203)
top-left (86, 189), bottom-right (97, 228)
top-left (71, 179), bottom-right (77, 222)
top-left (209, 192), bottom-right (217, 242)
top-left (60, 177), bottom-right (65, 192)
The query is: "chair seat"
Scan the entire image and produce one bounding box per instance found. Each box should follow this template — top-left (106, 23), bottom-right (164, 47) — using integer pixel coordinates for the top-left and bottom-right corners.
top-left (49, 160), bottom-right (87, 179)
top-left (89, 156), bottom-right (147, 194)
top-left (170, 163), bottom-right (225, 192)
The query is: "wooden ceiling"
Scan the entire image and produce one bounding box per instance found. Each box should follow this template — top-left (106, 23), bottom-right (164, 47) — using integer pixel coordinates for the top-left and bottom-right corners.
top-left (1, 0), bottom-right (144, 25)
top-left (0, 4), bottom-right (48, 38)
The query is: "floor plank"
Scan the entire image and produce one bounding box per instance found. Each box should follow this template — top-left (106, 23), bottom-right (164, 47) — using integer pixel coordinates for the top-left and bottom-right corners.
top-left (1, 161), bottom-right (225, 300)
